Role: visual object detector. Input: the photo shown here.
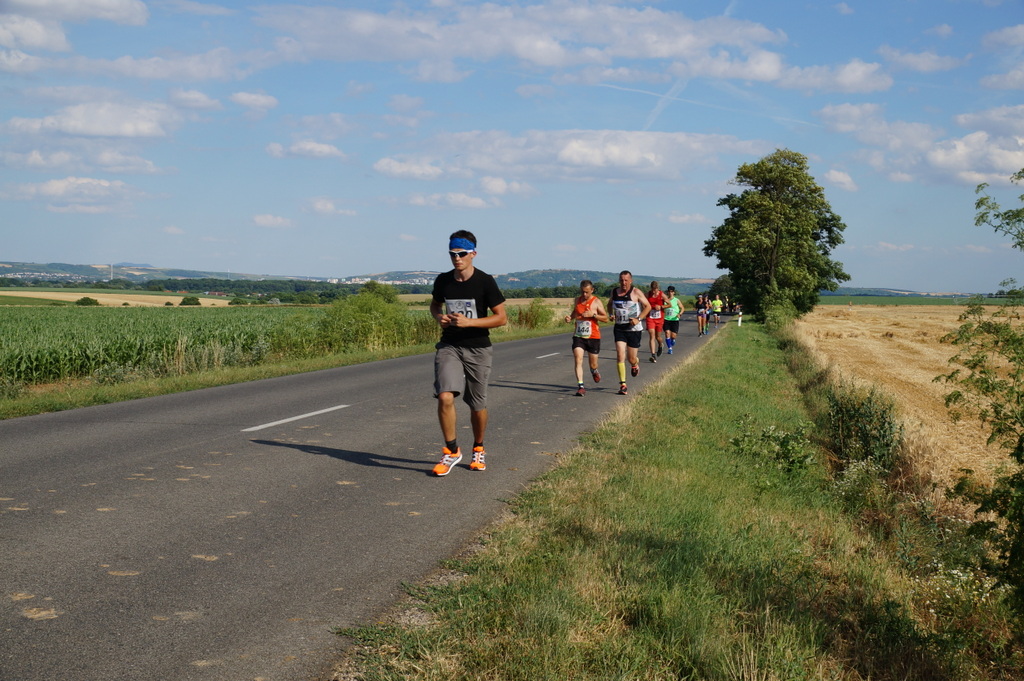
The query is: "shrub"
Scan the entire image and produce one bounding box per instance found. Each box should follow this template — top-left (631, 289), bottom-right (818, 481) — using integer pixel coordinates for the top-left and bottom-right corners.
top-left (317, 292), bottom-right (412, 352)
top-left (0, 376), bottom-right (25, 399)
top-left (179, 296), bottom-right (201, 306)
top-left (75, 296), bottom-right (100, 306)
top-left (826, 383), bottom-right (904, 470)
top-left (228, 297), bottom-right (248, 305)
top-left (509, 297), bottom-right (553, 330)
top-left (730, 414), bottom-right (815, 492)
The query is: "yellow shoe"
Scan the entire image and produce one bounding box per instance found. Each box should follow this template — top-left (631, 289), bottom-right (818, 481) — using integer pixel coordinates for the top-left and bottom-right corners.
top-left (469, 446), bottom-right (486, 471)
top-left (432, 447), bottom-right (462, 476)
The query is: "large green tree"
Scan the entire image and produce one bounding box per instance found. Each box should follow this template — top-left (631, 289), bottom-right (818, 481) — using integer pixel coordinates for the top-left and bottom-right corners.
top-left (703, 149), bottom-right (849, 320)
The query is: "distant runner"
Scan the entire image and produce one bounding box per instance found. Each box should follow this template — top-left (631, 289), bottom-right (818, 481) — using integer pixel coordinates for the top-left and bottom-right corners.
top-left (646, 281), bottom-right (666, 363)
top-left (608, 270), bottom-right (651, 396)
top-left (429, 230), bottom-right (507, 476)
top-left (711, 294), bottom-right (723, 327)
top-left (663, 286), bottom-right (683, 354)
top-left (564, 280), bottom-right (609, 397)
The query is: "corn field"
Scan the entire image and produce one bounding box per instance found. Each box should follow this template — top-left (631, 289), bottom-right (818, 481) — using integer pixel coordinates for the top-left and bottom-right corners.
top-left (0, 307), bottom-right (301, 384)
top-left (0, 298), bottom-right (562, 388)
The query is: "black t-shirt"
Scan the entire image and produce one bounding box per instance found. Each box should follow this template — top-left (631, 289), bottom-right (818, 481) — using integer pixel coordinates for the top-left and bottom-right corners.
top-left (432, 268), bottom-right (506, 348)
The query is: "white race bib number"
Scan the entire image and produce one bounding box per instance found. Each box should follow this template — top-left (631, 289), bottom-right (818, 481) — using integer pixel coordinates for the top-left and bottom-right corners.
top-left (574, 320), bottom-right (592, 337)
top-left (445, 298), bottom-right (478, 318)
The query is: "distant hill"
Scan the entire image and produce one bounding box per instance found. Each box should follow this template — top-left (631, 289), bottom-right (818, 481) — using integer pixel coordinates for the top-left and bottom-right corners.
top-left (0, 261), bottom-right (972, 296)
top-left (0, 261), bottom-right (319, 284)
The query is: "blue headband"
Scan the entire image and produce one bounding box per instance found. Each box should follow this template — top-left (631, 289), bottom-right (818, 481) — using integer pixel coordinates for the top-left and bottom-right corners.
top-left (449, 237), bottom-right (476, 251)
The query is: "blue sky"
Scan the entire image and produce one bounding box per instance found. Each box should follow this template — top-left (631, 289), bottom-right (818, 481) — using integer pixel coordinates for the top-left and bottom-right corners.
top-left (2, 0), bottom-right (1023, 292)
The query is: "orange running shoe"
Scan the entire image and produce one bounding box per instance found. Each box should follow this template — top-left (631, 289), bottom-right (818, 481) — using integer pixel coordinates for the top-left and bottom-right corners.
top-left (470, 446), bottom-right (486, 471)
top-left (432, 447), bottom-right (462, 476)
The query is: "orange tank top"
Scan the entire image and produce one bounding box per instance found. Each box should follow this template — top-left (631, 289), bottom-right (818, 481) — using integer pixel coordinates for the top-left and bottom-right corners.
top-left (573, 296), bottom-right (601, 339)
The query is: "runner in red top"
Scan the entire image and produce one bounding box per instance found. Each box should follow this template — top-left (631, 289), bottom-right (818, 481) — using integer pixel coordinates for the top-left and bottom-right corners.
top-left (646, 281), bottom-right (666, 363)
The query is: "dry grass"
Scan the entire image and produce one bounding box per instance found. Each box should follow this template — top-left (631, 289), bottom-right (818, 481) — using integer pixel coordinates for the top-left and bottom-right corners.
top-left (794, 305), bottom-right (1003, 488)
top-left (0, 290), bottom-right (232, 307)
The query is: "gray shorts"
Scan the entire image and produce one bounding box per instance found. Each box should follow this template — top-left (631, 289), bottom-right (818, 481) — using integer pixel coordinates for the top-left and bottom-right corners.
top-left (434, 343), bottom-right (493, 411)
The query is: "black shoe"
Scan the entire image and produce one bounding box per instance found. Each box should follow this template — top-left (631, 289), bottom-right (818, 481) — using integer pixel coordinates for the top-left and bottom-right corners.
top-left (617, 384), bottom-right (628, 395)
top-left (575, 386), bottom-right (586, 397)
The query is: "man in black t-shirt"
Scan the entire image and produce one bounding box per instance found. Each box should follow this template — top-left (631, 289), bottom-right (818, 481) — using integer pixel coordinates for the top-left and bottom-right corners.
top-left (428, 230), bottom-right (507, 476)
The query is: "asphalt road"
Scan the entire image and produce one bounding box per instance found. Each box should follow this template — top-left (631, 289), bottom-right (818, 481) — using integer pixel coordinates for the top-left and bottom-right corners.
top-left (1, 314), bottom-right (724, 681)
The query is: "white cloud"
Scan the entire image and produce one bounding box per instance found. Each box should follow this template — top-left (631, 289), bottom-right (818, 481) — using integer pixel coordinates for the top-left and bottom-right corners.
top-left (164, 225), bottom-right (185, 235)
top-left (6, 0), bottom-right (149, 25)
top-left (982, 67), bottom-right (1024, 90)
top-left (816, 103), bottom-right (941, 152)
top-left (409, 192), bottom-right (491, 209)
top-left (374, 157), bottom-right (445, 180)
top-left (877, 45), bottom-right (963, 73)
top-left (0, 14), bottom-right (69, 51)
top-left (779, 59), bottom-right (892, 93)
top-left (94, 149), bottom-right (160, 173)
top-left (926, 131), bottom-right (1024, 184)
top-left (296, 113), bottom-right (354, 139)
top-left (266, 140), bottom-right (345, 159)
top-left (169, 89), bottom-right (222, 110)
top-left (958, 244), bottom-right (994, 254)
top-left (11, 175), bottom-right (138, 212)
top-left (818, 102), bottom-right (1024, 184)
top-left (424, 129), bottom-right (768, 182)
top-left (307, 198), bottom-right (356, 216)
top-left (668, 213), bottom-right (709, 224)
top-left (834, 3), bottom-right (854, 15)
top-left (230, 91), bottom-right (278, 111)
top-left (825, 169), bottom-right (858, 191)
top-left (2, 149), bottom-right (76, 169)
top-left (982, 24), bottom-right (1024, 48)
top-left (873, 242), bottom-right (915, 252)
top-left (156, 0), bottom-right (234, 17)
top-left (253, 214), bottom-right (293, 228)
top-left (927, 24), bottom-right (953, 39)
top-left (251, 4), bottom-right (797, 84)
top-left (955, 105), bottom-right (1024, 136)
top-left (479, 176), bottom-right (533, 196)
top-left (8, 101), bottom-right (182, 137)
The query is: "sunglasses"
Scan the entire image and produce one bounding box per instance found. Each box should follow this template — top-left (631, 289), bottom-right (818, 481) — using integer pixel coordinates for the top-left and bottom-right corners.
top-left (449, 250), bottom-right (472, 258)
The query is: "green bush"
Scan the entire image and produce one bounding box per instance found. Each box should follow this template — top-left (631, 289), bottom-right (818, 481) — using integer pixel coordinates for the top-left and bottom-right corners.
top-left (509, 297), bottom-right (553, 330)
top-left (317, 292), bottom-right (418, 352)
top-left (75, 296), bottom-right (100, 306)
top-left (0, 376), bottom-right (25, 399)
top-left (179, 296), bottom-right (201, 306)
top-left (826, 383), bottom-right (904, 470)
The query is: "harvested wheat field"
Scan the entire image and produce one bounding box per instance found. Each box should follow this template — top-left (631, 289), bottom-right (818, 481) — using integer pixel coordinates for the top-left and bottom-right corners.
top-left (0, 290), bottom-right (231, 306)
top-left (794, 305), bottom-right (1006, 488)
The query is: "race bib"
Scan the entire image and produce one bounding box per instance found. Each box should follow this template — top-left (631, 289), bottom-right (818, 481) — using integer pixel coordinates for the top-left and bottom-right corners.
top-left (445, 298), bottom-right (478, 318)
top-left (649, 310), bottom-right (662, 319)
top-left (612, 300), bottom-right (638, 324)
top-left (574, 320), bottom-right (592, 337)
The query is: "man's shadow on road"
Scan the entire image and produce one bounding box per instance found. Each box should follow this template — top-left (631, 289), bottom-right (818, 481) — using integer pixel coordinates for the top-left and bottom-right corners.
top-left (251, 439), bottom-right (431, 474)
top-left (489, 380), bottom-right (568, 394)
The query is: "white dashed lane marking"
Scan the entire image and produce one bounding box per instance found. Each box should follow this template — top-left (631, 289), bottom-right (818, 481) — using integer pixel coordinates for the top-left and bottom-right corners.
top-left (242, 404), bottom-right (350, 432)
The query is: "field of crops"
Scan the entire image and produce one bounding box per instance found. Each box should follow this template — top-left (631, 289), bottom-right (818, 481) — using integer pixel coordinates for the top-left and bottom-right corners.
top-left (818, 295), bottom-right (995, 305)
top-left (0, 306), bottom-right (307, 384)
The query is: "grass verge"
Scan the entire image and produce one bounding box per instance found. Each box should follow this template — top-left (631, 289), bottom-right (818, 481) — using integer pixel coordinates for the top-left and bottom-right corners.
top-left (334, 322), bottom-right (1022, 681)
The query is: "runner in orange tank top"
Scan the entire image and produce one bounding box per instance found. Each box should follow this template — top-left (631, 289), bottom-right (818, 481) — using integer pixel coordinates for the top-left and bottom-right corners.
top-left (564, 280), bottom-right (609, 396)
